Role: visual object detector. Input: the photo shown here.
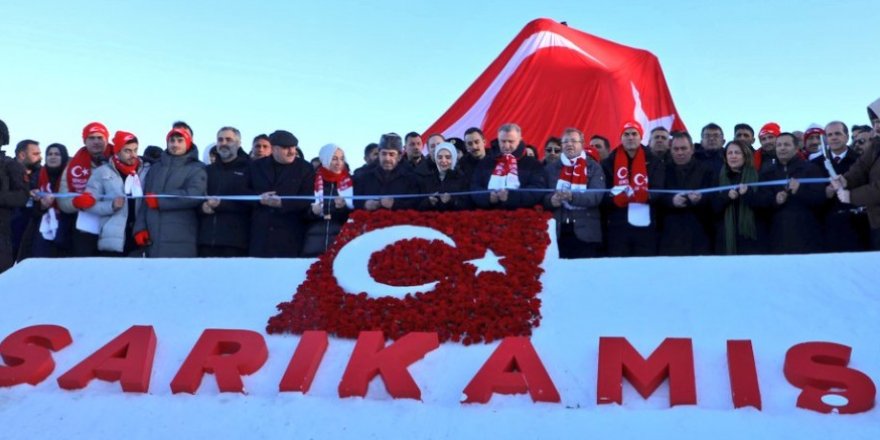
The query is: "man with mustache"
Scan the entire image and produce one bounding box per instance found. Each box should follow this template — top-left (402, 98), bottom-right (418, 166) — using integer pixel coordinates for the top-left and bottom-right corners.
top-left (199, 126), bottom-right (252, 257)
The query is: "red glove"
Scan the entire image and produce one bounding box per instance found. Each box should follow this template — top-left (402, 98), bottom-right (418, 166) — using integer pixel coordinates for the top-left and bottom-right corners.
top-left (145, 193), bottom-right (159, 210)
top-left (134, 230), bottom-right (151, 247)
top-left (72, 192), bottom-right (96, 210)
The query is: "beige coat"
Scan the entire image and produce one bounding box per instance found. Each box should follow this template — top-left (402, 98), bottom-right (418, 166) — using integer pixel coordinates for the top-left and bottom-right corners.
top-left (844, 137), bottom-right (880, 229)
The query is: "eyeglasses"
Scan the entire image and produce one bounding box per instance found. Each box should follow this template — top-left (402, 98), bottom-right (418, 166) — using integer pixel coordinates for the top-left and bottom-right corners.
top-left (545, 147), bottom-right (562, 153)
top-left (854, 139), bottom-right (868, 146)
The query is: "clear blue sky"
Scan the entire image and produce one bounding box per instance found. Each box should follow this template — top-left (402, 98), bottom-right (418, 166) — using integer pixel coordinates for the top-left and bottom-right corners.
top-left (2, 0), bottom-right (877, 167)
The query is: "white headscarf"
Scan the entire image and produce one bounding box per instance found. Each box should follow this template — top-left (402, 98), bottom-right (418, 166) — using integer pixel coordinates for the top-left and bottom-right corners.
top-left (319, 143), bottom-right (342, 168)
top-left (433, 142), bottom-right (458, 174)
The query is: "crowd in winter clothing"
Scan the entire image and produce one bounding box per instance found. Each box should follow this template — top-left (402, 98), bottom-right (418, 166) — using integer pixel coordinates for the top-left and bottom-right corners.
top-left (1, 98), bottom-right (879, 273)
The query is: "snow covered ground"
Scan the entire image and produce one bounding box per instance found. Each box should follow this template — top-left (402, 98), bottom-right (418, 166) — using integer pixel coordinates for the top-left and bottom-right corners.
top-left (1, 244), bottom-right (879, 439)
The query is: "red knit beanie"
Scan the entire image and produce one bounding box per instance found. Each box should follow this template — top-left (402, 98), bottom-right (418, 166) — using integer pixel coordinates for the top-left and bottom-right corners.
top-left (620, 120), bottom-right (644, 138)
top-left (166, 128), bottom-right (193, 150)
top-left (82, 122), bottom-right (110, 143)
top-left (112, 131), bottom-right (138, 154)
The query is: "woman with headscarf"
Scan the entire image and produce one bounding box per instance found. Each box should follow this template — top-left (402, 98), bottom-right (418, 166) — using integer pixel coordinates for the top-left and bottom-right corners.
top-left (417, 142), bottom-right (470, 211)
top-left (19, 143), bottom-right (74, 259)
top-left (301, 143), bottom-right (353, 257)
top-left (711, 140), bottom-right (765, 255)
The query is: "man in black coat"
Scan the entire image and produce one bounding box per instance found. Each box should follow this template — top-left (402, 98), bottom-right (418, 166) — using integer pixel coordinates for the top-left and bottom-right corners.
top-left (755, 132), bottom-right (825, 254)
top-left (601, 121), bottom-right (665, 257)
top-left (459, 127), bottom-right (489, 181)
top-left (352, 142), bottom-right (379, 179)
top-left (199, 127), bottom-right (252, 257)
top-left (658, 132), bottom-right (716, 256)
top-left (248, 130), bottom-right (314, 257)
top-left (1, 119), bottom-right (30, 273)
top-left (354, 136), bottom-right (418, 211)
top-left (812, 122), bottom-right (865, 252)
top-left (470, 123), bottom-right (547, 209)
top-left (694, 123), bottom-right (725, 174)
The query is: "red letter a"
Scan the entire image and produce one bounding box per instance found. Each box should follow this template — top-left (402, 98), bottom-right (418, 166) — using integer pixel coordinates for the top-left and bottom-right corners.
top-left (462, 336), bottom-right (560, 404)
top-left (56, 325), bottom-right (156, 393)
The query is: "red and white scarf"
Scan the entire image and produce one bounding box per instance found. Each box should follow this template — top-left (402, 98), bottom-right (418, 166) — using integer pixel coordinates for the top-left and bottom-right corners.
top-left (65, 147), bottom-right (95, 194)
top-left (556, 152), bottom-right (589, 210)
top-left (112, 156), bottom-right (143, 197)
top-left (37, 167), bottom-right (61, 240)
top-left (488, 154), bottom-right (520, 190)
top-left (314, 167), bottom-right (354, 210)
top-left (556, 152), bottom-right (588, 192)
top-left (612, 147), bottom-right (649, 208)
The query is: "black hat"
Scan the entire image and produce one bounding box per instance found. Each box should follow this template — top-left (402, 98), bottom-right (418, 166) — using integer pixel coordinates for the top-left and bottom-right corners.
top-left (379, 132), bottom-right (402, 151)
top-left (143, 145), bottom-right (163, 164)
top-left (269, 130), bottom-right (299, 147)
top-left (0, 119), bottom-right (9, 147)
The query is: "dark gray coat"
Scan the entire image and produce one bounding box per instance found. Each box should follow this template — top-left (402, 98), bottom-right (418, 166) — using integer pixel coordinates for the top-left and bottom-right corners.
top-left (134, 148), bottom-right (207, 257)
top-left (544, 157), bottom-right (605, 244)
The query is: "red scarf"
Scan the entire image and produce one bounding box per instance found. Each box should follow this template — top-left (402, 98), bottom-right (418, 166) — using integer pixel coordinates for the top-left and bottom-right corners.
top-left (315, 167), bottom-right (353, 210)
top-left (612, 147), bottom-right (649, 208)
top-left (65, 147), bottom-right (102, 194)
top-left (38, 167), bottom-right (61, 212)
top-left (38, 166), bottom-right (61, 194)
top-left (556, 153), bottom-right (588, 192)
top-left (488, 154), bottom-right (520, 190)
top-left (112, 155), bottom-right (141, 177)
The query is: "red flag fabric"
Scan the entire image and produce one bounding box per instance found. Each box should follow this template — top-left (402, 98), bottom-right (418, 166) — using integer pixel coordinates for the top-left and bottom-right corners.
top-left (423, 18), bottom-right (687, 159)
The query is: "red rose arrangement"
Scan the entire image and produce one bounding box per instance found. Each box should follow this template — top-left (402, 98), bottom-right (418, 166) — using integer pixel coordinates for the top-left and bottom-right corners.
top-left (267, 209), bottom-right (551, 344)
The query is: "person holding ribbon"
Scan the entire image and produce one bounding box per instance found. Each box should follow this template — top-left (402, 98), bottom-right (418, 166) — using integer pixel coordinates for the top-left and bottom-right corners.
top-left (544, 128), bottom-right (605, 258)
top-left (417, 142), bottom-right (470, 211)
top-left (601, 120), bottom-right (665, 257)
top-left (133, 128), bottom-right (207, 257)
top-left (58, 122), bottom-right (114, 256)
top-left (0, 119), bottom-right (30, 273)
top-left (20, 143), bottom-right (74, 259)
top-left (471, 123), bottom-right (547, 209)
top-left (72, 131), bottom-right (145, 256)
top-left (711, 140), bottom-right (764, 255)
top-left (302, 143), bottom-right (354, 257)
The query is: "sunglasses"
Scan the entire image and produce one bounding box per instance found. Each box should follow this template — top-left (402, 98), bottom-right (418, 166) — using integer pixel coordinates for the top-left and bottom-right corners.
top-left (854, 139), bottom-right (868, 146)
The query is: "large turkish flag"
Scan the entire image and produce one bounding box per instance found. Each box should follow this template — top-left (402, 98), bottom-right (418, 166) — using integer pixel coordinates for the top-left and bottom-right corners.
top-left (423, 18), bottom-right (686, 157)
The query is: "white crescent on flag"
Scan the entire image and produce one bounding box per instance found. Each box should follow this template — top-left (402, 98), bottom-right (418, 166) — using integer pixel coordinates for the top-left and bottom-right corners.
top-left (332, 225), bottom-right (457, 298)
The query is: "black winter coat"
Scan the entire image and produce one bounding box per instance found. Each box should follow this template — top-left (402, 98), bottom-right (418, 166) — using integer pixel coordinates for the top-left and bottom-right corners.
top-left (470, 147), bottom-right (547, 209)
top-left (754, 157), bottom-right (825, 254)
top-left (301, 179), bottom-right (351, 257)
top-left (658, 159), bottom-right (715, 255)
top-left (0, 154), bottom-right (29, 273)
top-left (811, 150), bottom-right (865, 252)
top-left (353, 163), bottom-right (418, 210)
top-left (457, 154), bottom-right (482, 182)
top-left (248, 156), bottom-right (314, 257)
top-left (600, 147), bottom-right (666, 228)
top-left (694, 145), bottom-right (724, 175)
top-left (710, 168), bottom-right (768, 255)
top-left (416, 167), bottom-right (471, 211)
top-left (199, 151), bottom-right (252, 251)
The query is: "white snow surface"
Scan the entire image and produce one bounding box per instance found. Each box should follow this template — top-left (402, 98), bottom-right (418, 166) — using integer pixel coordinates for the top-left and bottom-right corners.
top-left (1, 245), bottom-right (879, 439)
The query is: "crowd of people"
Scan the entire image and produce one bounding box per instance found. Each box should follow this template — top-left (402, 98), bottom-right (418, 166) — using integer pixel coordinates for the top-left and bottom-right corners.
top-left (1, 97), bottom-right (878, 273)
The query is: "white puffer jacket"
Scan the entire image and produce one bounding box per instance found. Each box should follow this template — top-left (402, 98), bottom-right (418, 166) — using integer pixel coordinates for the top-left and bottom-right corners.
top-left (84, 162), bottom-right (146, 252)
